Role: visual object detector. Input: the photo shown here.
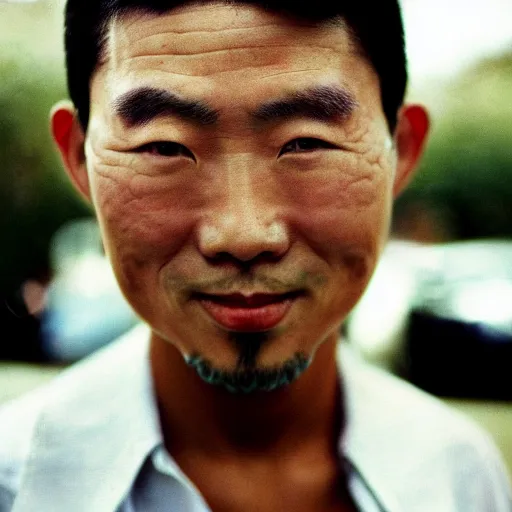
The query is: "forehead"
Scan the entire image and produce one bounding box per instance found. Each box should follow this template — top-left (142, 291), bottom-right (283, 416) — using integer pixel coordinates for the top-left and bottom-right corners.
top-left (91, 3), bottom-right (379, 116)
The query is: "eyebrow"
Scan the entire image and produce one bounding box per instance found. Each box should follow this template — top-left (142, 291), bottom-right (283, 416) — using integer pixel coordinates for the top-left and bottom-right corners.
top-left (253, 85), bottom-right (357, 123)
top-left (113, 87), bottom-right (219, 127)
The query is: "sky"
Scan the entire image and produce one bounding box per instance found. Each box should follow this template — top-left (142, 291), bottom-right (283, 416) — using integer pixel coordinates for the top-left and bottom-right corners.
top-left (401, 0), bottom-right (512, 88)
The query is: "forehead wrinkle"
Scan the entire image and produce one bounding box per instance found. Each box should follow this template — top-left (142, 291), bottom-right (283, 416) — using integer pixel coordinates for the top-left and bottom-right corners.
top-left (118, 4), bottom-right (324, 34)
top-left (97, 6), bottom-right (361, 84)
top-left (94, 8), bottom-right (373, 126)
top-left (118, 21), bottom-right (292, 38)
top-left (155, 45), bottom-right (343, 59)
top-left (107, 7), bottom-right (355, 59)
top-left (118, 18), bottom-right (351, 58)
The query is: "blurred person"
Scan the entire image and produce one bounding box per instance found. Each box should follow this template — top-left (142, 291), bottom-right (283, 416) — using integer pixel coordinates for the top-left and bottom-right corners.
top-left (0, 1), bottom-right (510, 511)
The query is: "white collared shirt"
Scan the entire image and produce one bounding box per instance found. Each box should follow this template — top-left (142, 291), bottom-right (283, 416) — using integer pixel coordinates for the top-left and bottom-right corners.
top-left (1, 325), bottom-right (510, 511)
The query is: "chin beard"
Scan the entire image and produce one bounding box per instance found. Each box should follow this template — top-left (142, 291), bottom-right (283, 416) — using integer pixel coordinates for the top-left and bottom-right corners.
top-left (185, 352), bottom-right (311, 394)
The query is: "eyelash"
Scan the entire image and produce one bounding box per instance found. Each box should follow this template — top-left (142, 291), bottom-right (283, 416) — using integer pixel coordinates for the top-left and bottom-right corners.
top-left (278, 138), bottom-right (337, 157)
top-left (137, 141), bottom-right (196, 161)
top-left (136, 137), bottom-right (335, 160)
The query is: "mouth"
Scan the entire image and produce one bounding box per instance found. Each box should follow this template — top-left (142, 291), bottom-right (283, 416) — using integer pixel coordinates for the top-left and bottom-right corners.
top-left (193, 291), bottom-right (303, 332)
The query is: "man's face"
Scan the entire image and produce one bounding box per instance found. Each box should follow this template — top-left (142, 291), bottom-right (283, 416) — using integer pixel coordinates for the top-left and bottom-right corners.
top-left (82, 3), bottom-right (403, 377)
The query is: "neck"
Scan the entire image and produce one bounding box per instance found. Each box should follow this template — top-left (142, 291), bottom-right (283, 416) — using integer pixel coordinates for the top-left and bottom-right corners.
top-left (150, 333), bottom-right (343, 462)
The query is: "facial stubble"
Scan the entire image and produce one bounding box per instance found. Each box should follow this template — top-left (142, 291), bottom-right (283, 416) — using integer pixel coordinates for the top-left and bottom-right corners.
top-left (186, 331), bottom-right (311, 394)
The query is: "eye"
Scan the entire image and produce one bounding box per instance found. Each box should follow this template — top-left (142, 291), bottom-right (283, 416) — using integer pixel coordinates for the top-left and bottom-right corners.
top-left (279, 138), bottom-right (337, 157)
top-left (137, 141), bottom-right (195, 160)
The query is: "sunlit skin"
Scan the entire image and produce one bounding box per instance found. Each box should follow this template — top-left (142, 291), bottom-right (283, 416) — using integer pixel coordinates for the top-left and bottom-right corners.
top-left (77, 8), bottom-right (396, 370)
top-left (52, 3), bottom-right (428, 511)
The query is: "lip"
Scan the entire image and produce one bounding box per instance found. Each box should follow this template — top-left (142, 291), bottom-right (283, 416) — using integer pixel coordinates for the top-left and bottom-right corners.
top-left (194, 292), bottom-right (301, 332)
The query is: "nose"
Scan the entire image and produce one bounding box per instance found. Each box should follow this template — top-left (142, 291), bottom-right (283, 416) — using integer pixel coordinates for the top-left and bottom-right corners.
top-left (197, 168), bottom-right (290, 263)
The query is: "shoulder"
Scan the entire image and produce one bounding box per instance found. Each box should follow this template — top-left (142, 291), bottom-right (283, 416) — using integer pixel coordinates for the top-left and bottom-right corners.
top-left (0, 385), bottom-right (48, 510)
top-left (339, 344), bottom-right (512, 510)
top-left (0, 324), bottom-right (150, 509)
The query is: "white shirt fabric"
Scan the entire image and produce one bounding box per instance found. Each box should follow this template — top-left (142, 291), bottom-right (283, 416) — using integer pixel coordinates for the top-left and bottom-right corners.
top-left (0, 325), bottom-right (510, 512)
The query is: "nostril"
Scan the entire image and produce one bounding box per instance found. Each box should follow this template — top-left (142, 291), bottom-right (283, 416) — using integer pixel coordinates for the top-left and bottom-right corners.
top-left (206, 252), bottom-right (235, 265)
top-left (206, 250), bottom-right (286, 269)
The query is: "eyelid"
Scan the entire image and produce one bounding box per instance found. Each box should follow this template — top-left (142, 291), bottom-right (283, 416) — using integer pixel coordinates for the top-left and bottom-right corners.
top-left (278, 137), bottom-right (338, 157)
top-left (136, 141), bottom-right (196, 161)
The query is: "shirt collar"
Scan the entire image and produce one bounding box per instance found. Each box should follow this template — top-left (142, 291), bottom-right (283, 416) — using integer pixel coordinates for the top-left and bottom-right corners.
top-left (14, 329), bottom-right (412, 512)
top-left (339, 345), bottom-right (459, 512)
top-left (13, 325), bottom-right (162, 512)
top-left (339, 345), bottom-right (402, 511)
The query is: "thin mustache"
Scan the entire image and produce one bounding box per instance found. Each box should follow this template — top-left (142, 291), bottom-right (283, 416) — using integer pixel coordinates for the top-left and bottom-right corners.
top-left (186, 274), bottom-right (305, 295)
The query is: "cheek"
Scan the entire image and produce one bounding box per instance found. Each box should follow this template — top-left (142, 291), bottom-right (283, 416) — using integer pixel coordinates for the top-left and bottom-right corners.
top-left (282, 158), bottom-right (394, 255)
top-left (89, 165), bottom-right (201, 271)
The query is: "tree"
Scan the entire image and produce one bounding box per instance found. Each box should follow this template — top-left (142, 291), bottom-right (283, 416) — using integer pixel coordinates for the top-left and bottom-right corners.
top-left (0, 57), bottom-right (90, 297)
top-left (394, 51), bottom-right (512, 241)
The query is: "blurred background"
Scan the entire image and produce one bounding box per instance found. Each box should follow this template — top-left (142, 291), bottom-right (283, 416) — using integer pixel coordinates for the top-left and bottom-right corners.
top-left (1, 0), bottom-right (512, 473)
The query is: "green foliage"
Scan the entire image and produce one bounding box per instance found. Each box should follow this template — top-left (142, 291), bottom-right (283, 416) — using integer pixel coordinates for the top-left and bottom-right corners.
top-left (0, 56), bottom-right (91, 294)
top-left (396, 52), bottom-right (512, 240)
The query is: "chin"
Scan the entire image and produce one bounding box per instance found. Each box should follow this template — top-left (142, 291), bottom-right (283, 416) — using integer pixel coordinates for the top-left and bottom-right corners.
top-left (185, 351), bottom-right (312, 394)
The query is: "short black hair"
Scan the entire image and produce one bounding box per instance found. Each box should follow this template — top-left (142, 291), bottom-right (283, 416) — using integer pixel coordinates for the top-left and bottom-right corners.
top-left (64, 0), bottom-right (407, 132)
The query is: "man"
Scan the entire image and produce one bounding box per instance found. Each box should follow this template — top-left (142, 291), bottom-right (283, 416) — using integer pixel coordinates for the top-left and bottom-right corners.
top-left (1, 1), bottom-right (510, 510)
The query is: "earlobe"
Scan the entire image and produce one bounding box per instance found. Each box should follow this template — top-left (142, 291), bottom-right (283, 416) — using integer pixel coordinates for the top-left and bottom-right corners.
top-left (50, 101), bottom-right (91, 201)
top-left (393, 104), bottom-right (430, 197)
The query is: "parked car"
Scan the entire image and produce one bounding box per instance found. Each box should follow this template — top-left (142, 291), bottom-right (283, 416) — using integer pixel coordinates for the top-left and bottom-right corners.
top-left (347, 238), bottom-right (512, 400)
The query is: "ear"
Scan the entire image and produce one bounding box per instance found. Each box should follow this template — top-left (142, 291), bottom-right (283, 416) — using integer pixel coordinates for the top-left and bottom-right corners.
top-left (392, 104), bottom-right (430, 197)
top-left (50, 101), bottom-right (91, 202)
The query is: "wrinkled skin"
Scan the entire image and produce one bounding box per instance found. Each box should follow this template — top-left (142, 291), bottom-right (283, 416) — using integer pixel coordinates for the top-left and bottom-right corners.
top-left (55, 2), bottom-right (427, 378)
top-left (52, 4), bottom-right (428, 509)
